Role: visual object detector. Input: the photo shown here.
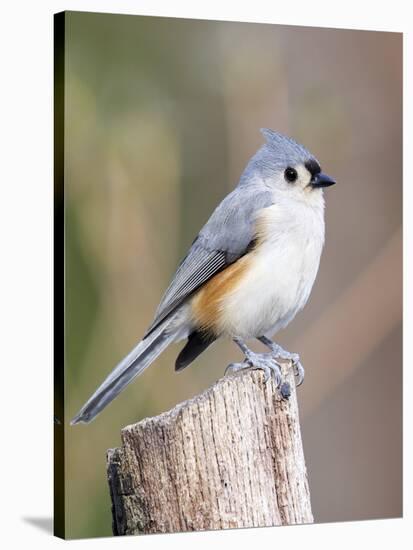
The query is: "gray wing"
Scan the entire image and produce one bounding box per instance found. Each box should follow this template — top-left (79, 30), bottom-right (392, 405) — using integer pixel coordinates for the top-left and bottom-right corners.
top-left (144, 184), bottom-right (273, 337)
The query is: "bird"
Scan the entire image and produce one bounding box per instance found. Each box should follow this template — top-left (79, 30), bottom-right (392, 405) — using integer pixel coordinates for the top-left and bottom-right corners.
top-left (71, 128), bottom-right (336, 425)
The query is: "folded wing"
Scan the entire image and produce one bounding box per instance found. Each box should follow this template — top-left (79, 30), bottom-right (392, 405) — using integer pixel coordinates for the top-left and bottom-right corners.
top-left (145, 185), bottom-right (273, 337)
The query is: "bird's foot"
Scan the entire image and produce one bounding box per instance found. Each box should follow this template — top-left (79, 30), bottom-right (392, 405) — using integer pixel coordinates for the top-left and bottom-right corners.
top-left (258, 338), bottom-right (305, 386)
top-left (275, 349), bottom-right (305, 386)
top-left (225, 350), bottom-right (283, 388)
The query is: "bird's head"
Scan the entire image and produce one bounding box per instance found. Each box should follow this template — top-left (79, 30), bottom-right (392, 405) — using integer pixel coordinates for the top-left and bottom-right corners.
top-left (248, 128), bottom-right (336, 201)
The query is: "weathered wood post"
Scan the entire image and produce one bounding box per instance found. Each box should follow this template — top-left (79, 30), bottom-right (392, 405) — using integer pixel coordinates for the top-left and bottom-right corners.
top-left (107, 363), bottom-right (313, 535)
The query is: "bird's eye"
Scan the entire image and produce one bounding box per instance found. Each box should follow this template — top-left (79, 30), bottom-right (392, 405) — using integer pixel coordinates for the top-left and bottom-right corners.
top-left (284, 167), bottom-right (298, 183)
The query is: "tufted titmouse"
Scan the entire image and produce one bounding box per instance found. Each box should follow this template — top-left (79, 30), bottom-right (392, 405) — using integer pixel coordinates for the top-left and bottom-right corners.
top-left (71, 129), bottom-right (336, 424)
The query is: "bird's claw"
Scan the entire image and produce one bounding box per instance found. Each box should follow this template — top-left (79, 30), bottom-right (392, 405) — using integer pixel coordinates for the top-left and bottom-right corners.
top-left (245, 351), bottom-right (283, 387)
top-left (225, 352), bottom-right (283, 389)
top-left (293, 360), bottom-right (305, 386)
top-left (269, 347), bottom-right (305, 387)
top-left (224, 362), bottom-right (247, 376)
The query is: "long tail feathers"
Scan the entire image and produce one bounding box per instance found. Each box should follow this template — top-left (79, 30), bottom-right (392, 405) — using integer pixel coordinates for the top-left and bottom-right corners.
top-left (70, 315), bottom-right (179, 425)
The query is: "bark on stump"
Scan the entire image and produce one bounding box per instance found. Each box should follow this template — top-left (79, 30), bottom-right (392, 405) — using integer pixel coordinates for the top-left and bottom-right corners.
top-left (107, 365), bottom-right (313, 535)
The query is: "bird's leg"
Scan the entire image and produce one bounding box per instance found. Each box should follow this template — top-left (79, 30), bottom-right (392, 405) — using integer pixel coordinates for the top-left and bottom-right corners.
top-left (258, 335), bottom-right (305, 386)
top-left (225, 337), bottom-right (284, 390)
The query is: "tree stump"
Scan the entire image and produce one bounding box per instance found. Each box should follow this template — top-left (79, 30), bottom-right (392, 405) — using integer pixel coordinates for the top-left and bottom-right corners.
top-left (107, 364), bottom-right (313, 535)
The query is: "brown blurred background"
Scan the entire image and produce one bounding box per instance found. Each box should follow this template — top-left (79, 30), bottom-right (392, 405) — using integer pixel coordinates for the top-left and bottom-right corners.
top-left (62, 12), bottom-right (402, 538)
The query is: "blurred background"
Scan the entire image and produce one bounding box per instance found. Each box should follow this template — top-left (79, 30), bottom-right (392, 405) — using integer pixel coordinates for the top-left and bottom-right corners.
top-left (61, 11), bottom-right (402, 538)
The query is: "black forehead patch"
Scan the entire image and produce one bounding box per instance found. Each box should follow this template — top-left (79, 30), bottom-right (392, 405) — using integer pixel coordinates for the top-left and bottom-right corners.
top-left (305, 159), bottom-right (321, 177)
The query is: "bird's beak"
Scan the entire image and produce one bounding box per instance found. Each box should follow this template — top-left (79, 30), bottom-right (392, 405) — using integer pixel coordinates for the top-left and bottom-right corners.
top-left (311, 172), bottom-right (336, 189)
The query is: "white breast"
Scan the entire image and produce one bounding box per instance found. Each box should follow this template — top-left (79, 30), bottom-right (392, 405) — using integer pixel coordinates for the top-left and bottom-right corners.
top-left (218, 196), bottom-right (325, 340)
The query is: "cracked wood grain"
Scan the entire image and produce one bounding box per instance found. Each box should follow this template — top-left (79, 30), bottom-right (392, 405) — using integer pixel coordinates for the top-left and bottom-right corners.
top-left (107, 365), bottom-right (313, 535)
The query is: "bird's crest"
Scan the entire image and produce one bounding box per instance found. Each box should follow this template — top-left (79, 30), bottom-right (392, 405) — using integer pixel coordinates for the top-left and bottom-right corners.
top-left (259, 128), bottom-right (315, 166)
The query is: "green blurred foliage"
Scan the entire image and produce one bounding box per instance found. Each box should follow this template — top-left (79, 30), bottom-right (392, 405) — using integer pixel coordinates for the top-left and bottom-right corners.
top-left (66, 205), bottom-right (100, 378)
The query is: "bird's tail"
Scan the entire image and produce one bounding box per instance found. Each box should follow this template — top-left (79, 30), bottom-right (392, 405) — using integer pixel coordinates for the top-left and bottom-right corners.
top-left (71, 313), bottom-right (182, 425)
